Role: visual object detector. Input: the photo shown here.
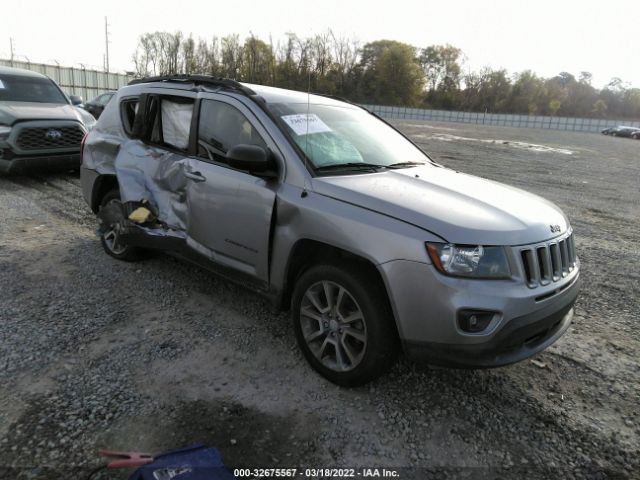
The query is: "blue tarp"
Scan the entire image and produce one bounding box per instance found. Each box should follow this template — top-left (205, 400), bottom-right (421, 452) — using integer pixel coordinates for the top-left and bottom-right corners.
top-left (129, 444), bottom-right (236, 480)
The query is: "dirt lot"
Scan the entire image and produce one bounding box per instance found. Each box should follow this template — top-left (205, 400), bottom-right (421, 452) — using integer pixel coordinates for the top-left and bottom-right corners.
top-left (0, 122), bottom-right (638, 479)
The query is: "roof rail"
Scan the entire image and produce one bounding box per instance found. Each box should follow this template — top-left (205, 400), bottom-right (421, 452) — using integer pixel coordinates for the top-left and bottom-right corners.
top-left (314, 93), bottom-right (352, 104)
top-left (128, 75), bottom-right (256, 96)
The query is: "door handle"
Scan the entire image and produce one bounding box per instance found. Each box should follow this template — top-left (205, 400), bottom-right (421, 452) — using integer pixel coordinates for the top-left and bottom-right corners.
top-left (184, 170), bottom-right (206, 182)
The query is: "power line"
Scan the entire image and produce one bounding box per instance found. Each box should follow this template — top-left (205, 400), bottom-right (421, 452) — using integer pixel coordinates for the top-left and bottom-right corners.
top-left (9, 38), bottom-right (15, 66)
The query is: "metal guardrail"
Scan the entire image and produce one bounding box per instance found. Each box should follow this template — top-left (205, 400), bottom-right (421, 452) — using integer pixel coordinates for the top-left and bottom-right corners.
top-left (362, 104), bottom-right (640, 132)
top-left (0, 59), bottom-right (133, 103)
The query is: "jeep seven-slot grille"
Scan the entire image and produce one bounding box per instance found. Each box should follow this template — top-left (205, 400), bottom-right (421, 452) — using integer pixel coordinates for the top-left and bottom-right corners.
top-left (16, 126), bottom-right (84, 151)
top-left (520, 233), bottom-right (576, 288)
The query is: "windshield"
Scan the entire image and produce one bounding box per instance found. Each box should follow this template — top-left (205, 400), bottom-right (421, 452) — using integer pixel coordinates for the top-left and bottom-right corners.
top-left (267, 103), bottom-right (430, 171)
top-left (0, 75), bottom-right (68, 104)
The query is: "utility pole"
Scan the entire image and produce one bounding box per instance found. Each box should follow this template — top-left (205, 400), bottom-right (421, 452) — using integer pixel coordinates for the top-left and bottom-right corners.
top-left (104, 16), bottom-right (110, 73)
top-left (9, 38), bottom-right (15, 66)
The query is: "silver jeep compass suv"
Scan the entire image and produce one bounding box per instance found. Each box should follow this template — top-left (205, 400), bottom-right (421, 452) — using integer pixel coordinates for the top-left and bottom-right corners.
top-left (80, 75), bottom-right (580, 386)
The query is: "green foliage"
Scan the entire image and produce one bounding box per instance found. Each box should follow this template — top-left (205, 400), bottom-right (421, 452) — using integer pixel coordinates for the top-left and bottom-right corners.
top-left (132, 31), bottom-right (640, 120)
top-left (592, 99), bottom-right (607, 117)
top-left (419, 44), bottom-right (462, 92)
top-left (357, 40), bottom-right (423, 105)
top-left (549, 99), bottom-right (562, 116)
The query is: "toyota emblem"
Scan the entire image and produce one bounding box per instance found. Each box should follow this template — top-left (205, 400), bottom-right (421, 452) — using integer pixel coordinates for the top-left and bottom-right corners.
top-left (45, 129), bottom-right (63, 140)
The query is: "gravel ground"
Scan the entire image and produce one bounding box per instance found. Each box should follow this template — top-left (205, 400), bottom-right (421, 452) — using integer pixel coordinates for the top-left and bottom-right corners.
top-left (0, 122), bottom-right (638, 480)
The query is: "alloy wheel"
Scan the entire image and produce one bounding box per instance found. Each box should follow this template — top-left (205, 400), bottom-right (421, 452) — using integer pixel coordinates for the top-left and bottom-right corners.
top-left (299, 281), bottom-right (367, 372)
top-left (102, 200), bottom-right (127, 255)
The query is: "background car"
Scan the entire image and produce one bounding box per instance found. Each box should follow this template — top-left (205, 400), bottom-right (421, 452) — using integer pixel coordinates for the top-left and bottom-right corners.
top-left (601, 125), bottom-right (640, 137)
top-left (0, 66), bottom-right (96, 174)
top-left (82, 92), bottom-right (115, 119)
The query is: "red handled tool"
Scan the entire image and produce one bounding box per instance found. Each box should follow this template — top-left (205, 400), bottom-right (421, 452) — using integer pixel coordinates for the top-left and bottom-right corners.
top-left (98, 449), bottom-right (154, 469)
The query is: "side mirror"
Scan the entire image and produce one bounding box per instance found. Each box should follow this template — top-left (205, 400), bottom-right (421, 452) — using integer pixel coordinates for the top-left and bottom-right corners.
top-left (69, 95), bottom-right (83, 106)
top-left (226, 144), bottom-right (276, 177)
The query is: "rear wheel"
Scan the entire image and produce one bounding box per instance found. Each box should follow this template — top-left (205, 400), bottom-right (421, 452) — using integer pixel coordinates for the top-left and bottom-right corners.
top-left (99, 190), bottom-right (147, 262)
top-left (291, 263), bottom-right (398, 386)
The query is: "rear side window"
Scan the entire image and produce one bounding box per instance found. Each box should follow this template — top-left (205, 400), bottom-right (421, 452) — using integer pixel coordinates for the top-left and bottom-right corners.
top-left (197, 99), bottom-right (266, 164)
top-left (130, 94), bottom-right (194, 151)
top-left (161, 99), bottom-right (193, 150)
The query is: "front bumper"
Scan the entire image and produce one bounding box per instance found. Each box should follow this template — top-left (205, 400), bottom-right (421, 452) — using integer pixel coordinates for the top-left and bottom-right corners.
top-left (381, 258), bottom-right (580, 368)
top-left (0, 152), bottom-right (80, 174)
top-left (404, 299), bottom-right (574, 368)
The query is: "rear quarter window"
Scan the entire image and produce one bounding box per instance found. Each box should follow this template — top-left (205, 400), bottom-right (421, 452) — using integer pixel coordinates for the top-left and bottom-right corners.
top-left (120, 98), bottom-right (139, 136)
top-left (128, 94), bottom-right (194, 151)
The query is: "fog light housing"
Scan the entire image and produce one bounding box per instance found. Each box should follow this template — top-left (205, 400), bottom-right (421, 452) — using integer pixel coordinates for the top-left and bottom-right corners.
top-left (458, 310), bottom-right (495, 333)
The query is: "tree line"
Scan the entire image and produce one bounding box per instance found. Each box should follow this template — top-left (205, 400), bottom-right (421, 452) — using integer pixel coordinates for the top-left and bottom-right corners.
top-left (132, 31), bottom-right (640, 120)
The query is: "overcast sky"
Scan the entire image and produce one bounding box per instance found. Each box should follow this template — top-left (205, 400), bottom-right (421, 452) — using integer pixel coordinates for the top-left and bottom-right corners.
top-left (2, 0), bottom-right (639, 88)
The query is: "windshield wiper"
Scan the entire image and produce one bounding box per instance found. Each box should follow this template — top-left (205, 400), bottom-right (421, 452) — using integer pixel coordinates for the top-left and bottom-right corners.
top-left (386, 161), bottom-right (425, 169)
top-left (314, 162), bottom-right (386, 173)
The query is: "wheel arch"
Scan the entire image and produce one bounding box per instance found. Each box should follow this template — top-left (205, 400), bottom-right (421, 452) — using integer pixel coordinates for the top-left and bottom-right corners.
top-left (280, 238), bottom-right (401, 341)
top-left (91, 174), bottom-right (119, 212)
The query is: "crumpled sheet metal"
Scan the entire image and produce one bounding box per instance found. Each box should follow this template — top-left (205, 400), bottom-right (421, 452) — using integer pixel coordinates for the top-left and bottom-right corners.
top-left (114, 140), bottom-right (189, 231)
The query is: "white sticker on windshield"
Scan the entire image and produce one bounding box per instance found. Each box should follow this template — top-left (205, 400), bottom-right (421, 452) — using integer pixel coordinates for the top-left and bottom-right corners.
top-left (0, 80), bottom-right (4, 89)
top-left (281, 113), bottom-right (332, 136)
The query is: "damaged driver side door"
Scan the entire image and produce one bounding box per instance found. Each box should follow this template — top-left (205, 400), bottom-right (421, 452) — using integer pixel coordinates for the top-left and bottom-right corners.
top-left (184, 97), bottom-right (277, 285)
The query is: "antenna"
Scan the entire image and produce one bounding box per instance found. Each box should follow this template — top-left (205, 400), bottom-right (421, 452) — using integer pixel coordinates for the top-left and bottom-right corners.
top-left (305, 63), bottom-right (311, 157)
top-left (104, 16), bottom-right (111, 73)
top-left (302, 27), bottom-right (315, 180)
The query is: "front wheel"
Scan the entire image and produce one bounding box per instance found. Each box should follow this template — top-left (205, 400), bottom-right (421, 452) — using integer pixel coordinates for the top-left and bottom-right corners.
top-left (291, 263), bottom-right (398, 386)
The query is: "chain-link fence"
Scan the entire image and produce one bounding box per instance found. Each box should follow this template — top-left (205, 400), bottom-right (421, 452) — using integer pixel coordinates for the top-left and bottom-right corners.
top-left (0, 59), bottom-right (133, 103)
top-left (362, 104), bottom-right (640, 132)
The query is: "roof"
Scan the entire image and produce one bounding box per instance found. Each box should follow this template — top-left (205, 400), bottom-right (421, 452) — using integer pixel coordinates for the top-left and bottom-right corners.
top-left (242, 82), bottom-right (349, 107)
top-left (0, 66), bottom-right (48, 78)
top-left (128, 75), bottom-right (351, 107)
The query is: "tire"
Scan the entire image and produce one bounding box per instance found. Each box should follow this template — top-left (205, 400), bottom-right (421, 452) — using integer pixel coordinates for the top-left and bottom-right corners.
top-left (98, 190), bottom-right (147, 262)
top-left (291, 262), bottom-right (399, 387)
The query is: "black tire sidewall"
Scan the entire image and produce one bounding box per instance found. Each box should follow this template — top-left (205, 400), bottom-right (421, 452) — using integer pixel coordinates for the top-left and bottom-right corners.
top-left (291, 263), bottom-right (398, 387)
top-left (99, 190), bottom-right (142, 261)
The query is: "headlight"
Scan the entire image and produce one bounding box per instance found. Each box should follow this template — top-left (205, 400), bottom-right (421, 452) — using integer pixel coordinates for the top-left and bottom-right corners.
top-left (426, 242), bottom-right (511, 278)
top-left (74, 106), bottom-right (97, 131)
top-left (84, 117), bottom-right (97, 132)
top-left (0, 125), bottom-right (11, 137)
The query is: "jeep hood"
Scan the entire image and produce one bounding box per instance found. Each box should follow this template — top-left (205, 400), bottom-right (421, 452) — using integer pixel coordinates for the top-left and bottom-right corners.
top-left (0, 102), bottom-right (85, 125)
top-left (312, 165), bottom-right (569, 245)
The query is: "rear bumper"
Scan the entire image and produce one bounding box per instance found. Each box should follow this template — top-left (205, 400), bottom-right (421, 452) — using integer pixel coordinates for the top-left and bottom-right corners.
top-left (0, 152), bottom-right (80, 174)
